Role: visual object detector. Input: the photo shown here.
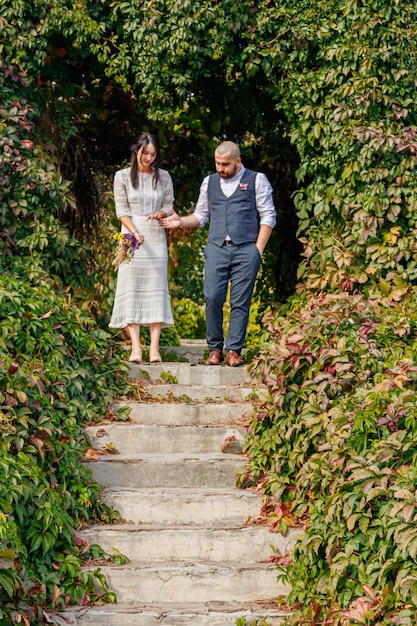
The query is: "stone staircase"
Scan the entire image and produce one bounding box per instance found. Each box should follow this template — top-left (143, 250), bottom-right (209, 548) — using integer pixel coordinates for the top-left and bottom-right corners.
top-left (58, 343), bottom-right (295, 625)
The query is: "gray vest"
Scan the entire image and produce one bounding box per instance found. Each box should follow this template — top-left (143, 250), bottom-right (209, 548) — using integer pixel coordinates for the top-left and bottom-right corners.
top-left (207, 169), bottom-right (259, 246)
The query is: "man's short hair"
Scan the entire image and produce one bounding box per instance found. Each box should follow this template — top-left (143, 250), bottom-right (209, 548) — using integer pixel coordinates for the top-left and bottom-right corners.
top-left (215, 141), bottom-right (240, 160)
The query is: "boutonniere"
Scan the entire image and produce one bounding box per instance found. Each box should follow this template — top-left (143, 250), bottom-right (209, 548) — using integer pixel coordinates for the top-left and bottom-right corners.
top-left (239, 183), bottom-right (248, 190)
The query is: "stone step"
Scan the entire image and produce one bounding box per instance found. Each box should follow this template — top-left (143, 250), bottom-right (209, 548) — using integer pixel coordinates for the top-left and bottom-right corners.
top-left (145, 383), bottom-right (258, 402)
top-left (69, 342), bottom-right (293, 625)
top-left (128, 362), bottom-right (251, 385)
top-left (113, 401), bottom-right (252, 426)
top-left (123, 342), bottom-right (250, 367)
top-left (122, 340), bottom-right (208, 366)
top-left (102, 487), bottom-right (264, 526)
top-left (162, 340), bottom-right (208, 365)
top-left (56, 602), bottom-right (289, 625)
top-left (86, 454), bottom-right (245, 489)
top-left (80, 524), bottom-right (298, 563)
top-left (88, 561), bottom-right (288, 604)
top-left (85, 424), bottom-right (246, 455)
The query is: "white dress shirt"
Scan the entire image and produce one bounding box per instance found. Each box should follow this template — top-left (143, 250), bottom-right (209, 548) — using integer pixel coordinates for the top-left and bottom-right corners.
top-left (193, 165), bottom-right (276, 229)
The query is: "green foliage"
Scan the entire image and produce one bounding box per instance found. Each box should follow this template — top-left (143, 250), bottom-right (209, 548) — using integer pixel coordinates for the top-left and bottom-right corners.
top-left (172, 297), bottom-right (206, 339)
top-left (85, 0), bottom-right (417, 306)
top-left (250, 0), bottom-right (417, 300)
top-left (0, 267), bottom-right (129, 623)
top-left (0, 25), bottom-right (131, 619)
top-left (0, 79), bottom-right (94, 293)
top-left (245, 291), bottom-right (417, 623)
top-left (4, 0), bottom-right (417, 622)
top-left (167, 226), bottom-right (208, 305)
top-left (93, 0), bottom-right (259, 127)
top-left (2, 0), bottom-right (298, 318)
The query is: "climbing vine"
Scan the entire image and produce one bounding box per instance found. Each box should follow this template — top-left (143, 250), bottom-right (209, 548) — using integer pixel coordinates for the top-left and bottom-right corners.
top-left (244, 291), bottom-right (417, 624)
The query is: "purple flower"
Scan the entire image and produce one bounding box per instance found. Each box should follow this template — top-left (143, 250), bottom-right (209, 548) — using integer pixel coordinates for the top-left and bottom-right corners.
top-left (112, 231), bottom-right (144, 267)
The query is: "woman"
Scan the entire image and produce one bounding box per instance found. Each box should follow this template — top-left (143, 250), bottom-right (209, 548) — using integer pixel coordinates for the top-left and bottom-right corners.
top-left (109, 133), bottom-right (174, 363)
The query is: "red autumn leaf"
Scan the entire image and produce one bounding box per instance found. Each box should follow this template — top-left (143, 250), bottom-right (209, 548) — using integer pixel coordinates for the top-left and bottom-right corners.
top-left (21, 139), bottom-right (34, 150)
top-left (8, 362), bottom-right (19, 374)
top-left (6, 393), bottom-right (18, 407)
top-left (30, 437), bottom-right (44, 449)
top-left (266, 554), bottom-right (293, 566)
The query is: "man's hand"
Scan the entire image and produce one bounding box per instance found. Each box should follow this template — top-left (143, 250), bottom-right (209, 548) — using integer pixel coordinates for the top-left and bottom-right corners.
top-left (159, 208), bottom-right (182, 229)
top-left (256, 224), bottom-right (273, 255)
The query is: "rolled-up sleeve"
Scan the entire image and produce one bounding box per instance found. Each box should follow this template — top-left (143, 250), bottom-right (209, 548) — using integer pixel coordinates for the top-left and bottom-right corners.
top-left (256, 173), bottom-right (276, 228)
top-left (193, 176), bottom-right (210, 226)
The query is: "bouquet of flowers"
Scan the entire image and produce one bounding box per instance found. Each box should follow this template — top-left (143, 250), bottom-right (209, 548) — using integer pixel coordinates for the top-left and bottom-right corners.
top-left (112, 231), bottom-right (144, 267)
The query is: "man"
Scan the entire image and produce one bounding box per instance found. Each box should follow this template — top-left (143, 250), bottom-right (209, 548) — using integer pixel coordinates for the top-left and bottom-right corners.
top-left (159, 141), bottom-right (276, 367)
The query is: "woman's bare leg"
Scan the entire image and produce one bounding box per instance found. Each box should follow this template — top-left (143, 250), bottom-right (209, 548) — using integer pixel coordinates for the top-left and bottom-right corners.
top-left (127, 324), bottom-right (142, 362)
top-left (149, 322), bottom-right (162, 362)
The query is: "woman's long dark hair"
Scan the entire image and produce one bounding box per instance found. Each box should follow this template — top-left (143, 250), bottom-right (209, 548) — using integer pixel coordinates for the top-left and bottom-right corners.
top-left (129, 132), bottom-right (160, 189)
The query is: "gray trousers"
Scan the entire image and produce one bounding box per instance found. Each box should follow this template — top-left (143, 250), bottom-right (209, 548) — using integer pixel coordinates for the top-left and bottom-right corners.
top-left (203, 241), bottom-right (261, 354)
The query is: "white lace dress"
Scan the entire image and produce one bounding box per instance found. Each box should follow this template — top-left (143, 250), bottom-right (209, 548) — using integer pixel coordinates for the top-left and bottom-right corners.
top-left (109, 167), bottom-right (174, 328)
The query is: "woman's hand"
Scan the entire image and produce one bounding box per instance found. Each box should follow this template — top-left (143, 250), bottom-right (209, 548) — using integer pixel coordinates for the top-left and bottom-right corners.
top-left (147, 210), bottom-right (167, 221)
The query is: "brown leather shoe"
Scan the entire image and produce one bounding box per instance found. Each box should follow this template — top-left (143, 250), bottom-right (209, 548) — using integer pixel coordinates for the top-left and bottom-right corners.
top-left (205, 349), bottom-right (224, 365)
top-left (225, 350), bottom-right (245, 367)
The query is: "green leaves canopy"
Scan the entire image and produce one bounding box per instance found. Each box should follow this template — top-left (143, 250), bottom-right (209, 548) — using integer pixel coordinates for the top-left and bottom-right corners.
top-left (255, 0), bottom-right (417, 299)
top-left (3, 0), bottom-right (417, 623)
top-left (94, 0), bottom-right (417, 299)
top-left (13, 0), bottom-right (417, 302)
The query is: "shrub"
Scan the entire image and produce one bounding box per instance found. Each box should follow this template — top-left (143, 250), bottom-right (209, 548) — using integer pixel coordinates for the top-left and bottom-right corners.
top-left (172, 297), bottom-right (206, 339)
top-left (244, 291), bottom-right (417, 624)
top-left (0, 266), bottom-right (130, 623)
